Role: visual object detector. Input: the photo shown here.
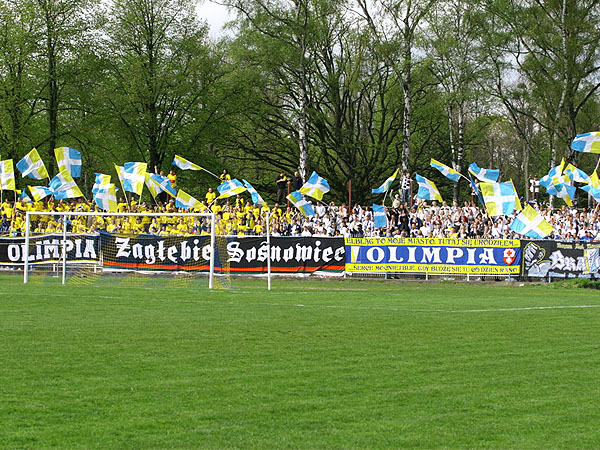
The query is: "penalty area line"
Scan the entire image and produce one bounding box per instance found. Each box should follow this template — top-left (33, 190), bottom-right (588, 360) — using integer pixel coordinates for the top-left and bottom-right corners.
top-left (255, 303), bottom-right (600, 313)
top-left (445, 304), bottom-right (600, 313)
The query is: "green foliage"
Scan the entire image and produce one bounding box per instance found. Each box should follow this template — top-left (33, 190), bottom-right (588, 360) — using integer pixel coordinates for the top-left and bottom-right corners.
top-left (552, 278), bottom-right (600, 290)
top-left (1, 0), bottom-right (600, 203)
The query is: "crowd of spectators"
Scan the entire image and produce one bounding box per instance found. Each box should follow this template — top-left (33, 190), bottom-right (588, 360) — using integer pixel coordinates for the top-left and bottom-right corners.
top-left (0, 187), bottom-right (598, 241)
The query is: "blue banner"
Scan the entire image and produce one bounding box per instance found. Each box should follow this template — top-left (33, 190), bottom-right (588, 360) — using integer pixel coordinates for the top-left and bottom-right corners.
top-left (345, 237), bottom-right (521, 274)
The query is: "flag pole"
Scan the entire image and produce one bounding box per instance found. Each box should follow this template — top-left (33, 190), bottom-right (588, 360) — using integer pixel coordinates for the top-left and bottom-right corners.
top-left (201, 168), bottom-right (220, 180)
top-left (115, 166), bottom-right (131, 212)
top-left (348, 179), bottom-right (352, 209)
top-left (383, 186), bottom-right (391, 206)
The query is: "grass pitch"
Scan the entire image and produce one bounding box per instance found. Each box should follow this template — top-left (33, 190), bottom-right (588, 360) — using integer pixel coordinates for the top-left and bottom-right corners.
top-left (1, 276), bottom-right (600, 448)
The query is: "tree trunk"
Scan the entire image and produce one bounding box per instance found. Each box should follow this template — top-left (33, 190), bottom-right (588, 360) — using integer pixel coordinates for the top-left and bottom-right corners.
top-left (46, 8), bottom-right (57, 176)
top-left (401, 39), bottom-right (412, 173)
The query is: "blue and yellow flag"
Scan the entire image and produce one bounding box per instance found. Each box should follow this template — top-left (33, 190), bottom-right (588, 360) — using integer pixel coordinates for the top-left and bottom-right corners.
top-left (287, 191), bottom-right (315, 216)
top-left (430, 159), bottom-right (461, 182)
top-left (54, 147), bottom-right (82, 178)
top-left (372, 168), bottom-right (399, 194)
top-left (173, 155), bottom-right (203, 171)
top-left (93, 184), bottom-right (117, 212)
top-left (480, 182), bottom-right (518, 216)
top-left (571, 131), bottom-right (600, 154)
top-left (300, 171), bottom-right (330, 201)
top-left (0, 159), bottom-right (16, 191)
top-left (175, 190), bottom-right (204, 210)
top-left (217, 179), bottom-right (246, 199)
top-left (510, 205), bottom-right (554, 239)
top-left (16, 148), bottom-right (49, 180)
top-left (415, 174), bottom-right (443, 202)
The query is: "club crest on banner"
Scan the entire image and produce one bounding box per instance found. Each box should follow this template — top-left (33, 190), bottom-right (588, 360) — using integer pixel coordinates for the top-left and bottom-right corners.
top-left (503, 248), bottom-right (516, 265)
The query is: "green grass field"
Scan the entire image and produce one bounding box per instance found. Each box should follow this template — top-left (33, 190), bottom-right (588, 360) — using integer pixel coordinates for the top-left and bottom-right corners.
top-left (1, 276), bottom-right (600, 448)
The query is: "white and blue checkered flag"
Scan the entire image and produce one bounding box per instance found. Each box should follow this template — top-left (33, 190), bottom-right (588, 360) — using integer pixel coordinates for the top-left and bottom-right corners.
top-left (468, 162), bottom-right (499, 183)
top-left (372, 204), bottom-right (388, 228)
top-left (242, 179), bottom-right (264, 205)
top-left (54, 147), bottom-right (82, 178)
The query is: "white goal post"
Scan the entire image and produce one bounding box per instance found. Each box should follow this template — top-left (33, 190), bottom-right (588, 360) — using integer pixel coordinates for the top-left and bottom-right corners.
top-left (23, 211), bottom-right (217, 288)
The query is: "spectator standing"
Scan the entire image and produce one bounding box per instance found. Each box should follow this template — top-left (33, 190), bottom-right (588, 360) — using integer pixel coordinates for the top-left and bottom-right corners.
top-left (168, 170), bottom-right (177, 189)
top-left (276, 172), bottom-right (288, 204)
top-left (291, 171), bottom-right (303, 191)
top-left (401, 172), bottom-right (412, 206)
top-left (529, 176), bottom-right (539, 202)
top-left (220, 169), bottom-right (231, 182)
top-left (205, 187), bottom-right (216, 204)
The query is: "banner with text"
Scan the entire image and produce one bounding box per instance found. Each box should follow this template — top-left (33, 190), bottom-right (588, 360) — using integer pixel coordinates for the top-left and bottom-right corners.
top-left (99, 234), bottom-right (345, 274)
top-left (345, 237), bottom-right (521, 274)
top-left (0, 234), bottom-right (99, 265)
top-left (0, 234), bottom-right (345, 275)
top-left (521, 239), bottom-right (600, 279)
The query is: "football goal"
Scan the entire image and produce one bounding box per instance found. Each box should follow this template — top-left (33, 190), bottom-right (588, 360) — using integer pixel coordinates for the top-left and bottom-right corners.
top-left (22, 211), bottom-right (231, 289)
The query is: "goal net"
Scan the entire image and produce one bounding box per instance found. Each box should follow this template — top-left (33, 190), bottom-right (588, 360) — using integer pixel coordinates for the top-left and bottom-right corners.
top-left (22, 211), bottom-right (231, 289)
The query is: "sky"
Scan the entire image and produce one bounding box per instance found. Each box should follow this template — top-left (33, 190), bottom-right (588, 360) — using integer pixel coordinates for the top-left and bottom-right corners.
top-left (196, 1), bottom-right (234, 38)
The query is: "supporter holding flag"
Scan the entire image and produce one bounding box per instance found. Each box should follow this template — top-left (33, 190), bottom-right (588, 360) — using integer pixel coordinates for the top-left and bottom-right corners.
top-left (300, 171), bottom-right (330, 201)
top-left (242, 179), bottom-right (264, 206)
top-left (430, 158), bottom-right (461, 182)
top-left (415, 174), bottom-right (443, 202)
top-left (469, 174), bottom-right (484, 206)
top-left (480, 181), bottom-right (519, 216)
top-left (372, 204), bottom-right (388, 228)
top-left (217, 178), bottom-right (246, 199)
top-left (0, 159), bottom-right (16, 191)
top-left (510, 205), bottom-right (554, 239)
top-left (468, 162), bottom-right (499, 183)
top-left (372, 168), bottom-right (399, 194)
top-left (287, 191), bottom-right (315, 216)
top-left (571, 131), bottom-right (600, 153)
top-left (54, 147), bottom-right (82, 178)
top-left (16, 148), bottom-right (49, 180)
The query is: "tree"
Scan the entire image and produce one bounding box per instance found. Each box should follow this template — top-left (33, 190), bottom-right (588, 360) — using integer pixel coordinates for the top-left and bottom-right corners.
top-left (423, 0), bottom-right (492, 202)
top-left (100, 0), bottom-right (224, 171)
top-left (357, 0), bottom-right (436, 173)
top-left (486, 0), bottom-right (600, 170)
top-left (0, 1), bottom-right (40, 162)
top-left (31, 0), bottom-right (96, 175)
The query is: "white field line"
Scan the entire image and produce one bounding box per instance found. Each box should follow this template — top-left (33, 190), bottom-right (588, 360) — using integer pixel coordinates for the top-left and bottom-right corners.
top-left (445, 304), bottom-right (600, 313)
top-left (289, 304), bottom-right (600, 313)
top-left (6, 291), bottom-right (600, 314)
